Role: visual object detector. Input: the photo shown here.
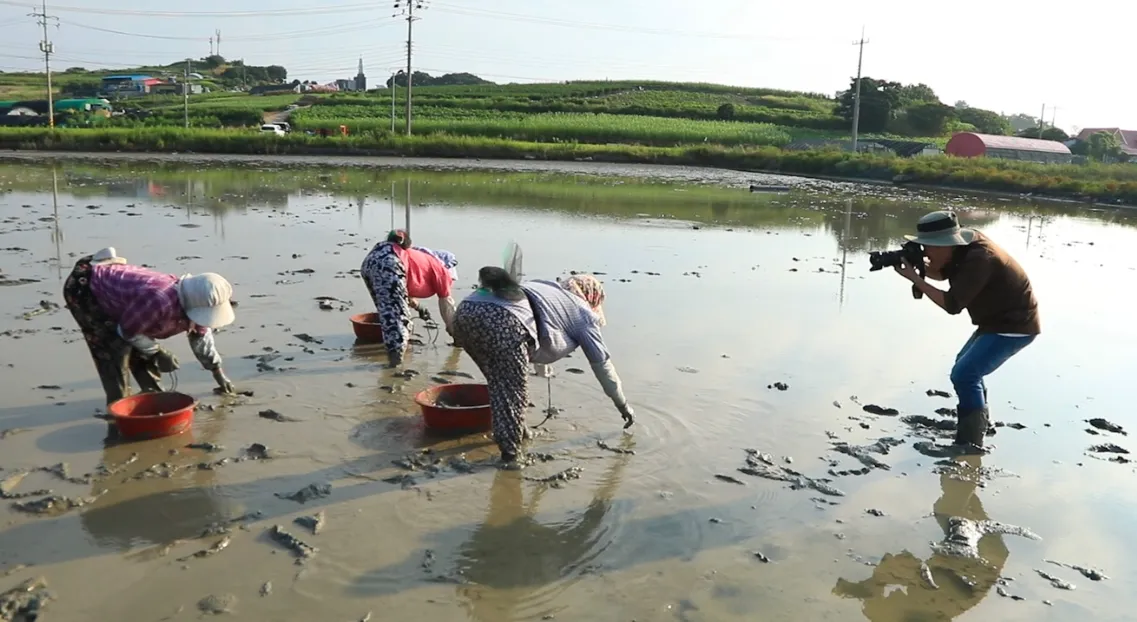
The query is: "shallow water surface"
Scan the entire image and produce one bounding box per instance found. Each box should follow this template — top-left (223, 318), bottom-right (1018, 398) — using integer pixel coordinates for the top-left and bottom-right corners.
top-left (0, 159), bottom-right (1135, 621)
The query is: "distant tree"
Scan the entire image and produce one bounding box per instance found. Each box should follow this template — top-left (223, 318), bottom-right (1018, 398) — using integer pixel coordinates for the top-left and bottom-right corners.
top-left (1004, 113), bottom-right (1038, 133)
top-left (836, 77), bottom-right (902, 133)
top-left (956, 107), bottom-right (1012, 135)
top-left (899, 83), bottom-right (938, 106)
top-left (954, 100), bottom-right (969, 109)
top-left (201, 55), bottom-right (226, 69)
top-left (1017, 126), bottom-right (1069, 141)
top-left (386, 71), bottom-right (492, 87)
top-left (63, 67), bottom-right (87, 74)
top-left (1069, 140), bottom-right (1090, 156)
top-left (1088, 131), bottom-right (1123, 162)
top-left (903, 101), bottom-right (953, 136)
top-left (716, 103), bottom-right (735, 120)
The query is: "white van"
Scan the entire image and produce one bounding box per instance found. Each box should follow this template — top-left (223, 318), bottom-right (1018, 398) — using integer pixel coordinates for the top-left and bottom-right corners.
top-left (259, 124), bottom-right (285, 136)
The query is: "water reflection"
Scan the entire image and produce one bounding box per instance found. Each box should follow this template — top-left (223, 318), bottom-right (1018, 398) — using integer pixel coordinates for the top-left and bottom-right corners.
top-left (79, 425), bottom-right (236, 550)
top-left (833, 456), bottom-right (1008, 621)
top-left (454, 442), bottom-right (631, 621)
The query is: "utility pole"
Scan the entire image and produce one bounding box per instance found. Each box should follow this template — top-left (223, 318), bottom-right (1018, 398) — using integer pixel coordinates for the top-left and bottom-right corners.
top-left (1051, 106), bottom-right (1058, 131)
top-left (393, 0), bottom-right (426, 136)
top-left (209, 36), bottom-right (214, 56)
top-left (30, 0), bottom-right (58, 129)
top-left (850, 27), bottom-right (869, 153)
top-left (215, 29), bottom-right (221, 57)
top-left (1039, 103), bottom-right (1046, 138)
top-left (390, 71), bottom-right (396, 132)
top-left (184, 58), bottom-right (191, 128)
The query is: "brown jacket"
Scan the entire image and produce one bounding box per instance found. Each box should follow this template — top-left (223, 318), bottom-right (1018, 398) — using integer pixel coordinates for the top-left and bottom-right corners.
top-left (942, 232), bottom-right (1040, 334)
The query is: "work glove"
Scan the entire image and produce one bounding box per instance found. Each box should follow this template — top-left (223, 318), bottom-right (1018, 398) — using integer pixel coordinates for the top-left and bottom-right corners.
top-left (153, 348), bottom-right (180, 374)
top-left (212, 368), bottom-right (235, 395)
top-left (618, 402), bottom-right (635, 429)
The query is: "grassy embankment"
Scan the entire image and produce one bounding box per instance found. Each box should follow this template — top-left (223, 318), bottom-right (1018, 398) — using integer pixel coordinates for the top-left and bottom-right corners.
top-left (4, 126), bottom-right (1137, 205)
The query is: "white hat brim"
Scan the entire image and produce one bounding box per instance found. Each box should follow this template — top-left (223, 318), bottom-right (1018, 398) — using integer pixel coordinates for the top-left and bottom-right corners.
top-left (904, 228), bottom-right (975, 247)
top-left (187, 302), bottom-right (235, 329)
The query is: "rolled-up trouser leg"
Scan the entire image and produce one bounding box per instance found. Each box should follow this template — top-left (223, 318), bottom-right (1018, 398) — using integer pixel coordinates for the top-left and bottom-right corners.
top-left (452, 302), bottom-right (532, 461)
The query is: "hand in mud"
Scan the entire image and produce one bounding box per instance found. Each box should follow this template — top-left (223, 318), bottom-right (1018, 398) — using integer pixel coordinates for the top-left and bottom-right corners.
top-left (212, 368), bottom-right (235, 394)
top-left (417, 307), bottom-right (432, 322)
top-left (153, 348), bottom-right (180, 373)
top-left (618, 403), bottom-right (635, 429)
top-left (894, 260), bottom-right (919, 282)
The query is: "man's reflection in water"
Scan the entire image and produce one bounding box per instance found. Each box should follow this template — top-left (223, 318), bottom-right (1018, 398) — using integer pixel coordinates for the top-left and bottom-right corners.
top-left (456, 438), bottom-right (633, 622)
top-left (833, 455), bottom-right (1009, 621)
top-left (79, 427), bottom-right (238, 550)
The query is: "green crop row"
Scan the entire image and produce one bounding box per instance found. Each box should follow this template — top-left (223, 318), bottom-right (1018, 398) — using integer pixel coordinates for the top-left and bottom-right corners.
top-left (292, 112), bottom-right (796, 148)
top-left (3, 127), bottom-right (1136, 204)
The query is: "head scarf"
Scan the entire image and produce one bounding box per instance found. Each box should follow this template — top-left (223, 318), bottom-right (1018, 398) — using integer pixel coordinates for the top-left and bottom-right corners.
top-left (559, 274), bottom-right (606, 326)
top-left (386, 229), bottom-right (410, 248)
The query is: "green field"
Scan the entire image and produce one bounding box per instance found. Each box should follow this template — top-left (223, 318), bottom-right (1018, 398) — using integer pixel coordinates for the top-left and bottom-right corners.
top-left (3, 127), bottom-right (1136, 205)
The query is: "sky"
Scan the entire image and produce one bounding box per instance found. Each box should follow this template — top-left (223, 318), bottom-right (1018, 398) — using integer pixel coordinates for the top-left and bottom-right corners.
top-left (0, 0), bottom-right (1131, 132)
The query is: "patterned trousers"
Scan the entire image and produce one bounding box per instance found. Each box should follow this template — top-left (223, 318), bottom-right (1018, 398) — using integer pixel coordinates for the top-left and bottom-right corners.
top-left (361, 243), bottom-right (412, 366)
top-left (452, 302), bottom-right (533, 460)
top-left (63, 257), bottom-right (162, 405)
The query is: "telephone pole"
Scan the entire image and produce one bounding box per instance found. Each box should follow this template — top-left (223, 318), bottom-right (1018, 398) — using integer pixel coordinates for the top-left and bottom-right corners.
top-left (393, 1), bottom-right (426, 136)
top-left (30, 0), bottom-right (58, 128)
top-left (215, 29), bottom-right (221, 57)
top-left (1039, 103), bottom-right (1046, 138)
top-left (184, 58), bottom-right (192, 128)
top-left (850, 27), bottom-right (869, 152)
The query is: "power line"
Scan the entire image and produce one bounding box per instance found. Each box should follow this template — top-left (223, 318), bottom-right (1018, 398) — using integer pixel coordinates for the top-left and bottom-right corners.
top-left (0, 0), bottom-right (380, 18)
top-left (428, 2), bottom-right (819, 42)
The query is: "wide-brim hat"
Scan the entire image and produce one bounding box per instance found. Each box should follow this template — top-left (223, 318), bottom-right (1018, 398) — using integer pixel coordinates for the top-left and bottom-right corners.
top-left (91, 247), bottom-right (127, 265)
top-left (178, 273), bottom-right (236, 329)
top-left (904, 210), bottom-right (976, 247)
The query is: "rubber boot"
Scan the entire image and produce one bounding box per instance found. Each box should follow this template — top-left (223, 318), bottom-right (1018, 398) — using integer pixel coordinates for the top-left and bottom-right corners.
top-left (955, 408), bottom-right (989, 451)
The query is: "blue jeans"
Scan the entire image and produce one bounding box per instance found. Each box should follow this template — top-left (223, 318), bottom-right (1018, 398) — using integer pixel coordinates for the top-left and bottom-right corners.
top-left (950, 332), bottom-right (1036, 412)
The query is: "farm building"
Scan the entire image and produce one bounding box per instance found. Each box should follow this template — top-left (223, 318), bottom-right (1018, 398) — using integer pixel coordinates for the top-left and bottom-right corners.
top-left (945, 132), bottom-right (1072, 164)
top-left (99, 74), bottom-right (164, 98)
top-left (1075, 128), bottom-right (1137, 158)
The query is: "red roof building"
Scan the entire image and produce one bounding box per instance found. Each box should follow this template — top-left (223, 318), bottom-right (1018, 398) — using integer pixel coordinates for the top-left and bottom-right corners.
top-left (945, 132), bottom-right (1072, 164)
top-left (1075, 128), bottom-right (1137, 157)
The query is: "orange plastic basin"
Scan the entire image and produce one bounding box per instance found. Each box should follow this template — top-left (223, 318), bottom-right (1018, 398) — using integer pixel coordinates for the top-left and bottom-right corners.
top-left (107, 391), bottom-right (197, 440)
top-left (414, 383), bottom-right (492, 433)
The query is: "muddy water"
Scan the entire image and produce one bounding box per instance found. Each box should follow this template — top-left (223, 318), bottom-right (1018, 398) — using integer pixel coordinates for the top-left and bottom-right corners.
top-left (0, 158), bottom-right (1136, 621)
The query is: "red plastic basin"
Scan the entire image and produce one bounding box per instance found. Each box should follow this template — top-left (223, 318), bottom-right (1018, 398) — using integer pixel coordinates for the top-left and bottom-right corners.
top-left (414, 383), bottom-right (492, 432)
top-left (107, 391), bottom-right (197, 440)
top-left (350, 312), bottom-right (384, 343)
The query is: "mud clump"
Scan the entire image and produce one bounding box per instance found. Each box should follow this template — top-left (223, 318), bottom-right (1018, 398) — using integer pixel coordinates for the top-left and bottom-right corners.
top-left (13, 493), bottom-right (103, 516)
top-left (1086, 418), bottom-right (1126, 436)
top-left (294, 511), bottom-right (325, 535)
top-left (596, 440), bottom-right (635, 455)
top-left (714, 474), bottom-right (746, 485)
top-left (768, 382), bottom-right (789, 391)
top-left (865, 509), bottom-right (886, 517)
top-left (1089, 443), bottom-right (1128, 454)
top-left (178, 536), bottom-right (231, 561)
top-left (0, 576), bottom-right (53, 621)
top-left (862, 404), bottom-right (899, 416)
top-left (926, 389), bottom-right (952, 398)
top-left (829, 437), bottom-right (903, 471)
top-left (524, 467), bottom-right (583, 488)
top-left (919, 562), bottom-right (939, 590)
top-left (1035, 569), bottom-right (1075, 590)
top-left (902, 415), bottom-right (957, 433)
top-left (737, 450), bottom-right (845, 497)
top-left (269, 525), bottom-right (317, 563)
top-left (274, 483), bottom-right (331, 503)
top-left (187, 442), bottom-right (225, 453)
top-left (258, 409), bottom-right (301, 423)
top-left (197, 593), bottom-right (237, 615)
top-left (752, 551), bottom-right (771, 563)
top-left (1046, 559), bottom-right (1109, 581)
top-left (933, 517), bottom-right (1041, 560)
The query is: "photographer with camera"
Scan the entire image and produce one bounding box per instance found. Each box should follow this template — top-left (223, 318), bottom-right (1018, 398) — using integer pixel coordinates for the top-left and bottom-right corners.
top-left (892, 211), bottom-right (1040, 452)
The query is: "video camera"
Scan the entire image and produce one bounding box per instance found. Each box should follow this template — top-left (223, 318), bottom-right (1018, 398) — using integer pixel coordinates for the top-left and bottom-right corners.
top-left (868, 240), bottom-right (926, 299)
